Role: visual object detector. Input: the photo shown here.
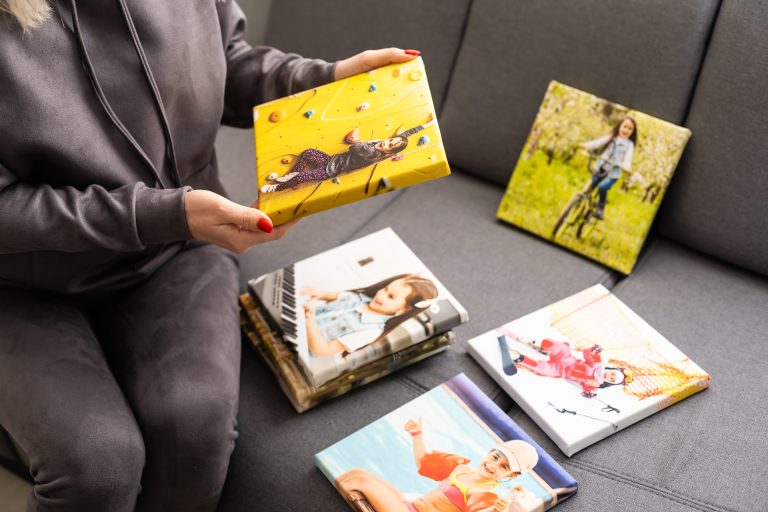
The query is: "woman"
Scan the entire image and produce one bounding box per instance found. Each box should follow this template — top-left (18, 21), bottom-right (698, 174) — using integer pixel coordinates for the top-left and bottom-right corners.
top-left (0, 1), bottom-right (420, 510)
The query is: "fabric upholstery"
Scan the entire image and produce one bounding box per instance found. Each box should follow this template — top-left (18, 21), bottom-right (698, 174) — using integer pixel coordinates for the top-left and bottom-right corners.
top-left (658, 1), bottom-right (768, 276)
top-left (264, 0), bottom-right (472, 111)
top-left (439, 0), bottom-right (720, 186)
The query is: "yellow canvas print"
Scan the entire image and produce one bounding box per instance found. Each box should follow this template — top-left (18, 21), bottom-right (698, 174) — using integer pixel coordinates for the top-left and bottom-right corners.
top-left (253, 58), bottom-right (450, 225)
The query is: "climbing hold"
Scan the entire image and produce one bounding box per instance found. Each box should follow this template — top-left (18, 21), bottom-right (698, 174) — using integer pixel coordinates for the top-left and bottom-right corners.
top-left (368, 84), bottom-right (377, 92)
top-left (392, 68), bottom-right (401, 77)
top-left (356, 102), bottom-right (370, 112)
top-left (417, 135), bottom-right (430, 146)
top-left (331, 178), bottom-right (341, 184)
top-left (268, 111), bottom-right (284, 123)
top-left (303, 109), bottom-right (315, 118)
top-left (280, 157), bottom-right (291, 164)
top-left (266, 172), bottom-right (278, 181)
top-left (344, 128), bottom-right (361, 144)
top-left (408, 70), bottom-right (422, 81)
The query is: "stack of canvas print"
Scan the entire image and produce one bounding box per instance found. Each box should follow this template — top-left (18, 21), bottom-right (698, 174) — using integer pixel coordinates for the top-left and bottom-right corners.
top-left (242, 228), bottom-right (467, 412)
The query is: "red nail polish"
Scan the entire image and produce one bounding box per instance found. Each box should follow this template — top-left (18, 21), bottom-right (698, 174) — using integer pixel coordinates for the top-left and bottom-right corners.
top-left (257, 218), bottom-right (273, 233)
top-left (404, 49), bottom-right (421, 56)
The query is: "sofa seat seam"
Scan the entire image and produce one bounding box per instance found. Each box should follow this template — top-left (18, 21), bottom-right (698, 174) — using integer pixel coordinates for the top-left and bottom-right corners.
top-left (564, 458), bottom-right (741, 512)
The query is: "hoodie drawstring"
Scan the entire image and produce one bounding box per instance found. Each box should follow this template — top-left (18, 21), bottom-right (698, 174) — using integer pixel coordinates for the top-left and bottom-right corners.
top-left (61, 0), bottom-right (182, 189)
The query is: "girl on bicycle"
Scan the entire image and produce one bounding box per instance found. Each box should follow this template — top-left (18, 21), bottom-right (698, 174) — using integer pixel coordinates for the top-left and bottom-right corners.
top-left (579, 116), bottom-right (638, 219)
top-left (334, 417), bottom-right (539, 512)
top-left (301, 273), bottom-right (438, 356)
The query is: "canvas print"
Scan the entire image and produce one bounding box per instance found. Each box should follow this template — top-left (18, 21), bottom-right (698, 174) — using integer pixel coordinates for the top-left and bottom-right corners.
top-left (254, 57), bottom-right (450, 225)
top-left (248, 228), bottom-right (467, 386)
top-left (316, 374), bottom-right (577, 512)
top-left (240, 293), bottom-right (455, 413)
top-left (497, 81), bottom-right (691, 273)
top-left (467, 285), bottom-right (710, 456)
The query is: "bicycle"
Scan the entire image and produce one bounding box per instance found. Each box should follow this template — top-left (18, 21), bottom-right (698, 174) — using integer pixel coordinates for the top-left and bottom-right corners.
top-left (551, 149), bottom-right (606, 240)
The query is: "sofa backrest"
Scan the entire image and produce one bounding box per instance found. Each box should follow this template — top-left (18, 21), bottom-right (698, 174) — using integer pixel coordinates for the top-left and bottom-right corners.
top-left (658, 0), bottom-right (768, 277)
top-left (437, 0), bottom-right (720, 187)
top-left (263, 0), bottom-right (472, 112)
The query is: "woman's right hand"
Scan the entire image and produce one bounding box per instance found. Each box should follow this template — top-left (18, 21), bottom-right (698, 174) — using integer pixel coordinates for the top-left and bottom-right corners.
top-left (184, 190), bottom-right (296, 254)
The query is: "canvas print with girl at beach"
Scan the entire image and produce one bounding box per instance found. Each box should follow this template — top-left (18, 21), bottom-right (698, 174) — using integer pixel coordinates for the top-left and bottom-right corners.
top-left (497, 81), bottom-right (691, 273)
top-left (254, 57), bottom-right (449, 226)
top-left (316, 373), bottom-right (577, 512)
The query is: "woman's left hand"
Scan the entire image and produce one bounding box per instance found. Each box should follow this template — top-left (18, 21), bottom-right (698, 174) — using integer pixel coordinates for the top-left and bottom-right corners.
top-left (334, 48), bottom-right (421, 81)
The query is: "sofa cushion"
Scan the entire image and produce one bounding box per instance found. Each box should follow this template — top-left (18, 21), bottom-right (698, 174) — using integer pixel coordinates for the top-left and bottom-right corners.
top-left (351, 171), bottom-right (615, 393)
top-left (658, 1), bottom-right (768, 276)
top-left (263, 0), bottom-right (472, 112)
top-left (560, 238), bottom-right (767, 512)
top-left (215, 126), bottom-right (404, 290)
top-left (439, 0), bottom-right (719, 186)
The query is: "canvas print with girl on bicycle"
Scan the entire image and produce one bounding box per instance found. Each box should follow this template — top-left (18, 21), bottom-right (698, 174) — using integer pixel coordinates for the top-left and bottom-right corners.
top-left (497, 81), bottom-right (691, 274)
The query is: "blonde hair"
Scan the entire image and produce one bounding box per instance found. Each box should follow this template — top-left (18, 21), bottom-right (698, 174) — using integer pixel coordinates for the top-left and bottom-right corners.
top-left (1, 0), bottom-right (51, 31)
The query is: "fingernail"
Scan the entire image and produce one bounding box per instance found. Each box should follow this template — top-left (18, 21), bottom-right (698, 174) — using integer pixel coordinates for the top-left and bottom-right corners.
top-left (257, 218), bottom-right (273, 233)
top-left (404, 49), bottom-right (421, 56)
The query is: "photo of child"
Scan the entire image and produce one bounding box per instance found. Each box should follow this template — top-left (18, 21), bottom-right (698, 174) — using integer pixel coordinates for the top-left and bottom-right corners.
top-left (579, 116), bottom-right (637, 220)
top-left (497, 81), bottom-right (691, 274)
top-left (315, 375), bottom-right (577, 512)
top-left (260, 125), bottom-right (427, 194)
top-left (302, 273), bottom-right (438, 357)
top-left (335, 418), bottom-right (539, 512)
top-left (501, 336), bottom-right (633, 399)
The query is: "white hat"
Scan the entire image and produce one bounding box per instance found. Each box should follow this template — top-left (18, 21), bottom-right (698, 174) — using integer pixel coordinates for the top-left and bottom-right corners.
top-left (495, 440), bottom-right (539, 475)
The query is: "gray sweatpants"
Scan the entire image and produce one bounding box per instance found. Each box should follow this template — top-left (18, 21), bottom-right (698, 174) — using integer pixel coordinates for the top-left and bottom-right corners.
top-left (0, 242), bottom-right (241, 512)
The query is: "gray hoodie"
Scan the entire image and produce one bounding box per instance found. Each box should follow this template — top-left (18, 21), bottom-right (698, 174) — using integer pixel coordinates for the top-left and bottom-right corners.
top-left (0, 0), bottom-right (334, 295)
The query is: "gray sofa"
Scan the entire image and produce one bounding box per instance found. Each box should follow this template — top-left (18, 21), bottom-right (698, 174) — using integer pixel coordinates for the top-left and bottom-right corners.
top-left (3, 1), bottom-right (767, 511)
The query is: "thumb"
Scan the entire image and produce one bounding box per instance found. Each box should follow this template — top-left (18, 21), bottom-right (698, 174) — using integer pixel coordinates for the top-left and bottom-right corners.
top-left (229, 203), bottom-right (273, 233)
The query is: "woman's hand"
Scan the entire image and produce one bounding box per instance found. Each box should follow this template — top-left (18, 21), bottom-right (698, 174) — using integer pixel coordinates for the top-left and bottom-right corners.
top-left (184, 190), bottom-right (296, 254)
top-left (334, 48), bottom-right (421, 81)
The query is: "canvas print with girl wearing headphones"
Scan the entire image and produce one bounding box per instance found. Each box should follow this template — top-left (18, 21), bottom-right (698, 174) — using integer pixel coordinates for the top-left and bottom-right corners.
top-left (467, 285), bottom-right (710, 456)
top-left (253, 57), bottom-right (450, 226)
top-left (497, 81), bottom-right (691, 274)
top-left (248, 228), bottom-right (467, 387)
top-left (316, 373), bottom-right (578, 512)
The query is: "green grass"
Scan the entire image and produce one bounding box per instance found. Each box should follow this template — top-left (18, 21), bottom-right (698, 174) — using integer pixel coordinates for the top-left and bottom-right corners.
top-left (497, 150), bottom-right (658, 273)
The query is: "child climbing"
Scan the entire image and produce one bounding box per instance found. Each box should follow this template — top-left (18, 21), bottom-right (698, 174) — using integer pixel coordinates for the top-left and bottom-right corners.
top-left (261, 124), bottom-right (428, 193)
